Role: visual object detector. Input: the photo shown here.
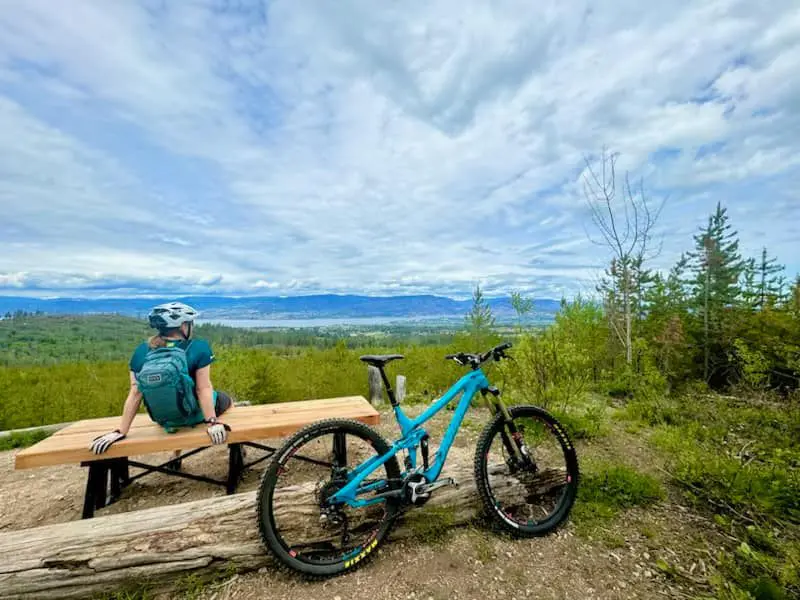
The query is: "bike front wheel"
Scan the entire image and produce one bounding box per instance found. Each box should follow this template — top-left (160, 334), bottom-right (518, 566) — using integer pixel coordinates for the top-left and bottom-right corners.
top-left (474, 405), bottom-right (579, 536)
top-left (257, 418), bottom-right (401, 578)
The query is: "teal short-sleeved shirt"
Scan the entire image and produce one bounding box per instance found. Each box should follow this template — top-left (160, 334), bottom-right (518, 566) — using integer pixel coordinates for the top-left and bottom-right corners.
top-left (129, 338), bottom-right (215, 381)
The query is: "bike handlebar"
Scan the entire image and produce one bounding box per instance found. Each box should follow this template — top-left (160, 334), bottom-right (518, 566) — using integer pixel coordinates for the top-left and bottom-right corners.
top-left (445, 342), bottom-right (513, 368)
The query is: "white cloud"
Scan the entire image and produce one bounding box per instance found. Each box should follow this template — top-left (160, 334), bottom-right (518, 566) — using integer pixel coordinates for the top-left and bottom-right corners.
top-left (0, 0), bottom-right (798, 297)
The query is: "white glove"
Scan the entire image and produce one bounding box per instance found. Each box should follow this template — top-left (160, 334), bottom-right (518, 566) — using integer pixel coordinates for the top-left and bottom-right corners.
top-left (90, 430), bottom-right (126, 454)
top-left (207, 422), bottom-right (229, 445)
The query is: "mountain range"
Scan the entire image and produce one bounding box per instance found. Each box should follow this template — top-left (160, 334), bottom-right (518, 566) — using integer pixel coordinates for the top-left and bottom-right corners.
top-left (0, 294), bottom-right (561, 321)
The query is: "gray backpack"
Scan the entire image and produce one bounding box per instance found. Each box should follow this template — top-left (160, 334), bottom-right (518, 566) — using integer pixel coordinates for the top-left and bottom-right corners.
top-left (135, 342), bottom-right (204, 433)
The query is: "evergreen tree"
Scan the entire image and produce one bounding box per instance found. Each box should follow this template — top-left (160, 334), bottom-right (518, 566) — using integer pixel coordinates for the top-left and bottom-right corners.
top-left (642, 255), bottom-right (690, 385)
top-left (686, 202), bottom-right (745, 381)
top-left (598, 255), bottom-right (653, 362)
top-left (793, 275), bottom-right (800, 314)
top-left (465, 283), bottom-right (495, 348)
top-left (755, 247), bottom-right (786, 308)
top-left (740, 257), bottom-right (759, 311)
top-left (644, 259), bottom-right (686, 327)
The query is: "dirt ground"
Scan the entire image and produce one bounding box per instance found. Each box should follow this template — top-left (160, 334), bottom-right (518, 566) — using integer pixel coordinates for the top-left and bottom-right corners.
top-left (185, 502), bottom-right (717, 600)
top-left (0, 405), bottom-right (720, 599)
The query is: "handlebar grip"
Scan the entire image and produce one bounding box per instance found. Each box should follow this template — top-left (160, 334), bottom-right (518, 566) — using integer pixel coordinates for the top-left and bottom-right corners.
top-left (496, 342), bottom-right (512, 351)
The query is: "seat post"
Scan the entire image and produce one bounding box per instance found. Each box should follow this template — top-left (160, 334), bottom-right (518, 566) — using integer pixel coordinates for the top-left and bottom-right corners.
top-left (378, 367), bottom-right (398, 406)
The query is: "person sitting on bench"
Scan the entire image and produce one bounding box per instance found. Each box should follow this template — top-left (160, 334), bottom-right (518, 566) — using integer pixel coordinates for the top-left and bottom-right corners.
top-left (89, 302), bottom-right (232, 457)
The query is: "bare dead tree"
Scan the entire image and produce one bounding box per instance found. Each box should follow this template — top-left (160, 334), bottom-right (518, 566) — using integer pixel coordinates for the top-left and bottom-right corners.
top-left (582, 148), bottom-right (665, 365)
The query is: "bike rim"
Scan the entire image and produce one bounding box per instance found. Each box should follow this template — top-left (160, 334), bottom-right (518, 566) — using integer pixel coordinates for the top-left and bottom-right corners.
top-left (483, 412), bottom-right (575, 529)
top-left (266, 427), bottom-right (395, 568)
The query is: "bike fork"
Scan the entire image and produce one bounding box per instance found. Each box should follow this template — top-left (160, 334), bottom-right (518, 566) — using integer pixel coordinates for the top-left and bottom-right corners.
top-left (485, 388), bottom-right (528, 465)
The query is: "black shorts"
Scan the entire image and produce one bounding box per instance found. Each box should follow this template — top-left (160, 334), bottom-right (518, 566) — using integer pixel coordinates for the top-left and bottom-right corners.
top-left (215, 391), bottom-right (233, 416)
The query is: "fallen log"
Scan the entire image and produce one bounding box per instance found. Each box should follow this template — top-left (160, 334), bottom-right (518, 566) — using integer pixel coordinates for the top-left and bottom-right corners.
top-left (0, 462), bottom-right (566, 599)
top-left (0, 421), bottom-right (72, 440)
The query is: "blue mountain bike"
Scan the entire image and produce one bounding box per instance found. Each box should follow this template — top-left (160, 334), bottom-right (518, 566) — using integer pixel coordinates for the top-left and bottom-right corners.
top-left (257, 342), bottom-right (579, 577)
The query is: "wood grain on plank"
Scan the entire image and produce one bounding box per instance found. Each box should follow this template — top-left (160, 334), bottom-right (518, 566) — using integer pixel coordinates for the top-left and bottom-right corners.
top-left (15, 396), bottom-right (379, 470)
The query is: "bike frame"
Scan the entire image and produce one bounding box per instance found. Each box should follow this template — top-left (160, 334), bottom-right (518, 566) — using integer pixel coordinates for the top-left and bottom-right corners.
top-left (328, 368), bottom-right (492, 508)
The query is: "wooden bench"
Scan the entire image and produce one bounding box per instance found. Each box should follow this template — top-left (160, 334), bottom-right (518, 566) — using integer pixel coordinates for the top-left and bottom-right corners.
top-left (14, 396), bottom-right (379, 519)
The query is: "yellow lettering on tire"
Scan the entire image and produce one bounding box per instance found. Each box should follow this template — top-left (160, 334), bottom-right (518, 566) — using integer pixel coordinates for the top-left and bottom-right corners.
top-left (344, 538), bottom-right (378, 568)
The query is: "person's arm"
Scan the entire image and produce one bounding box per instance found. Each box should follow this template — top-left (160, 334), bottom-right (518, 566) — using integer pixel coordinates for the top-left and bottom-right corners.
top-left (195, 365), bottom-right (228, 445)
top-left (194, 365), bottom-right (217, 421)
top-left (90, 371), bottom-right (142, 454)
top-left (118, 371), bottom-right (144, 435)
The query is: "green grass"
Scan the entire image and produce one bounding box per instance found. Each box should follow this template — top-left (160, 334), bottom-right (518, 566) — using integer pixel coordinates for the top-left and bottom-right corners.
top-left (407, 505), bottom-right (459, 545)
top-left (467, 527), bottom-right (497, 563)
top-left (644, 394), bottom-right (800, 600)
top-left (93, 585), bottom-right (153, 600)
top-left (650, 415), bottom-right (800, 526)
top-left (571, 461), bottom-right (665, 536)
top-left (619, 396), bottom-right (685, 427)
top-left (0, 428), bottom-right (53, 451)
top-left (638, 523), bottom-right (659, 540)
top-left (552, 402), bottom-right (610, 440)
top-left (174, 573), bottom-right (208, 600)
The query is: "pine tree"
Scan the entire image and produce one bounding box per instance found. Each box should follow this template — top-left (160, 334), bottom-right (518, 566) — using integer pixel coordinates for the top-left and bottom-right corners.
top-left (687, 202), bottom-right (744, 381)
top-left (755, 247), bottom-right (786, 308)
top-left (645, 255), bottom-right (688, 324)
top-left (642, 255), bottom-right (690, 385)
top-left (793, 275), bottom-right (800, 314)
top-left (666, 254), bottom-right (689, 312)
top-left (740, 257), bottom-right (759, 311)
top-left (465, 283), bottom-right (495, 348)
top-left (598, 255), bottom-right (653, 363)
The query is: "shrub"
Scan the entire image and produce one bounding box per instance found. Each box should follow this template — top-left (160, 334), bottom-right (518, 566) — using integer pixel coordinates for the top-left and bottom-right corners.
top-left (552, 403), bottom-right (609, 440)
top-left (0, 343), bottom-right (467, 429)
top-left (621, 396), bottom-right (684, 427)
top-left (650, 396), bottom-right (800, 599)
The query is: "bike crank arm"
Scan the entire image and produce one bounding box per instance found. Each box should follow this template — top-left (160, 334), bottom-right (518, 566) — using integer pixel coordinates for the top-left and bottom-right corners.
top-left (417, 477), bottom-right (459, 494)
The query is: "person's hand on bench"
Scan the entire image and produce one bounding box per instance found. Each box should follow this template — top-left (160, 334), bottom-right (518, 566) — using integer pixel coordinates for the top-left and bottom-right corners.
top-left (90, 430), bottom-right (126, 454)
top-left (205, 417), bottom-right (230, 445)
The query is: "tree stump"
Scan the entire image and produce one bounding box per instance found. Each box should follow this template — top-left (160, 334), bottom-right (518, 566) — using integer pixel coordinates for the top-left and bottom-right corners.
top-left (396, 375), bottom-right (406, 403)
top-left (367, 366), bottom-right (383, 406)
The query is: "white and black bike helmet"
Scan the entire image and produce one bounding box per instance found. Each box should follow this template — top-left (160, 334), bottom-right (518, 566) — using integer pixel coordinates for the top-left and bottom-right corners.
top-left (148, 302), bottom-right (200, 332)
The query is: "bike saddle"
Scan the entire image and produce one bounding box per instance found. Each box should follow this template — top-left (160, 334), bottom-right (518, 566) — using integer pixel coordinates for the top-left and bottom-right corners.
top-left (359, 354), bottom-right (404, 367)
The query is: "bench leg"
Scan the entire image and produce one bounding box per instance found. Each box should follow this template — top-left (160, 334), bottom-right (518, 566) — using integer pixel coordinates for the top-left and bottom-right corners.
top-left (82, 463), bottom-right (109, 519)
top-left (226, 443), bottom-right (244, 494)
top-left (109, 458), bottom-right (130, 502)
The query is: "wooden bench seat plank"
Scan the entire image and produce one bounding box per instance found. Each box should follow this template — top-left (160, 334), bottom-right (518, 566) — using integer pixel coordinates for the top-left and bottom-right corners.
top-left (14, 396), bottom-right (379, 470)
top-left (33, 402), bottom-right (377, 443)
top-left (53, 396), bottom-right (367, 435)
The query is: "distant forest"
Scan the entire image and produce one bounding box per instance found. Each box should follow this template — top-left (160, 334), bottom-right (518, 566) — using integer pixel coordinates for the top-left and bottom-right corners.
top-left (0, 314), bottom-right (462, 366)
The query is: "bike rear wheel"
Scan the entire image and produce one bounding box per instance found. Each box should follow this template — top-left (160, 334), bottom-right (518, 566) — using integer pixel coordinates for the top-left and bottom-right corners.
top-left (257, 419), bottom-right (401, 577)
top-left (474, 405), bottom-right (579, 536)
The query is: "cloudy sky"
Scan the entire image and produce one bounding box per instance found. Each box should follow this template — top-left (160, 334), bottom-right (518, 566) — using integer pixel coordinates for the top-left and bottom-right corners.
top-left (1, 1), bottom-right (798, 299)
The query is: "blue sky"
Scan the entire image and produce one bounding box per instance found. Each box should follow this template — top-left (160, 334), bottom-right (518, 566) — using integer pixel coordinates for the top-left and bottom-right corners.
top-left (1, 0), bottom-right (798, 299)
